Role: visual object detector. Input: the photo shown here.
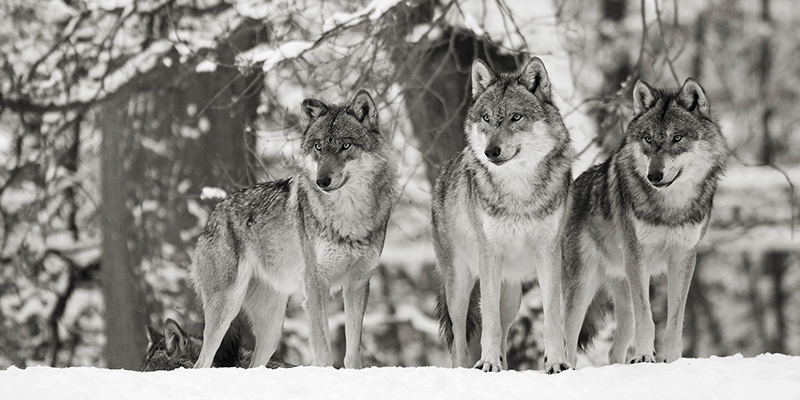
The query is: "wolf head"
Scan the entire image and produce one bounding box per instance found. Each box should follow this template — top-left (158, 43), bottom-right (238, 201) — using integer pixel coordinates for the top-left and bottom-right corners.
top-left (141, 319), bottom-right (201, 371)
top-left (466, 57), bottom-right (567, 168)
top-left (300, 90), bottom-right (384, 193)
top-left (142, 319), bottom-right (248, 371)
top-left (623, 78), bottom-right (727, 192)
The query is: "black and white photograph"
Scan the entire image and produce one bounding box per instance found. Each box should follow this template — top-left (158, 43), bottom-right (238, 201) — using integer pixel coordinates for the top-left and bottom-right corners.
top-left (0, 0), bottom-right (798, 398)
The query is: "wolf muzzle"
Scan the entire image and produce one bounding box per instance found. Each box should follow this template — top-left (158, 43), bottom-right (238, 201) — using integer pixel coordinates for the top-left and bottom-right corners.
top-left (647, 170), bottom-right (663, 184)
top-left (647, 156), bottom-right (681, 188)
top-left (316, 176), bottom-right (332, 189)
top-left (315, 169), bottom-right (347, 192)
top-left (647, 156), bottom-right (666, 186)
top-left (484, 143), bottom-right (517, 165)
top-left (485, 145), bottom-right (502, 161)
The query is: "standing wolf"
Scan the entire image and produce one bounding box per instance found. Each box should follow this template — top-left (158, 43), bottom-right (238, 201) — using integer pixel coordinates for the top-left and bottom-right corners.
top-left (191, 90), bottom-right (398, 369)
top-left (562, 79), bottom-right (727, 367)
top-left (433, 57), bottom-right (574, 373)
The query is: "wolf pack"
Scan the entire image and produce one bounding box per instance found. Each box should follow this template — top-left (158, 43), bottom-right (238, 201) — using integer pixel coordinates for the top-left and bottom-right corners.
top-left (142, 56), bottom-right (729, 374)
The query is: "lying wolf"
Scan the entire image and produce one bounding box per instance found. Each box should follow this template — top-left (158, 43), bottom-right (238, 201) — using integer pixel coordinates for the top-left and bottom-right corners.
top-left (141, 319), bottom-right (293, 371)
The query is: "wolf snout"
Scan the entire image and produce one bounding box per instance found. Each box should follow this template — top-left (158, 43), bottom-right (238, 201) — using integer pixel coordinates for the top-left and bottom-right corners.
top-left (484, 145), bottom-right (502, 160)
top-left (316, 176), bottom-right (332, 189)
top-left (315, 173), bottom-right (347, 192)
top-left (647, 171), bottom-right (664, 184)
top-left (484, 145), bottom-right (507, 165)
top-left (483, 144), bottom-right (518, 165)
top-left (647, 169), bottom-right (681, 189)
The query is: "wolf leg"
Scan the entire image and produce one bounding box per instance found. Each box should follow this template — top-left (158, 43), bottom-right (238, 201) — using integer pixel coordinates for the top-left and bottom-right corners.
top-left (343, 275), bottom-right (370, 369)
top-left (563, 256), bottom-right (599, 368)
top-left (195, 277), bottom-right (249, 368)
top-left (608, 279), bottom-right (634, 364)
top-left (243, 280), bottom-right (289, 368)
top-left (663, 250), bottom-right (697, 363)
top-left (499, 281), bottom-right (522, 370)
top-left (476, 249), bottom-right (503, 372)
top-left (539, 242), bottom-right (569, 374)
top-left (623, 244), bottom-right (656, 363)
top-left (304, 273), bottom-right (333, 367)
top-left (444, 262), bottom-right (476, 368)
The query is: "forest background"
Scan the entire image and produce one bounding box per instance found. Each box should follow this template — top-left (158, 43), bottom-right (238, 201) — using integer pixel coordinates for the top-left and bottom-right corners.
top-left (0, 0), bottom-right (798, 370)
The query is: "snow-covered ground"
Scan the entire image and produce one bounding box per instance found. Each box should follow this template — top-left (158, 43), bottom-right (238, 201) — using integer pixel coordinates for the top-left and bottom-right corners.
top-left (2, 354), bottom-right (799, 400)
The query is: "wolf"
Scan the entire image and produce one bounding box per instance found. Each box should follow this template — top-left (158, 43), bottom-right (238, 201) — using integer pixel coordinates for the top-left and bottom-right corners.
top-left (432, 57), bottom-right (574, 373)
top-left (141, 319), bottom-right (294, 371)
top-left (562, 79), bottom-right (727, 367)
top-left (191, 90), bottom-right (398, 369)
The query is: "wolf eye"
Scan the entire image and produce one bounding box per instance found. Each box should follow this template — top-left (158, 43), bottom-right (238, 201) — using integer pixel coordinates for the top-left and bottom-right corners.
top-left (643, 135), bottom-right (652, 144)
top-left (341, 143), bottom-right (351, 150)
top-left (511, 113), bottom-right (522, 122)
top-left (482, 114), bottom-right (490, 123)
top-left (673, 135), bottom-right (683, 143)
top-left (313, 143), bottom-right (322, 151)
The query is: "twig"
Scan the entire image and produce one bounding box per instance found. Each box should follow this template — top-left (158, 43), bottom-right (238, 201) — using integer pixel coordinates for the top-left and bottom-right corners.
top-left (654, 0), bottom-right (681, 85)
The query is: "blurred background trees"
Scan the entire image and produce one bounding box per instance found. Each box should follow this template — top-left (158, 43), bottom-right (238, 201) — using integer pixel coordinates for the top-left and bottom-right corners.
top-left (0, 0), bottom-right (797, 370)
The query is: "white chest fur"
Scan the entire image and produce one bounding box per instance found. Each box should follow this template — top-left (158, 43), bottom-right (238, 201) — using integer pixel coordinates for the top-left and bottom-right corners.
top-left (633, 218), bottom-right (705, 249)
top-left (479, 208), bottom-right (562, 281)
top-left (314, 239), bottom-right (352, 277)
top-left (632, 217), bottom-right (705, 274)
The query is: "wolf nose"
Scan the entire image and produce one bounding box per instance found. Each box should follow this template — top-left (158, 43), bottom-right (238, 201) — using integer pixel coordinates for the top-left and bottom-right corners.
top-left (647, 171), bottom-right (663, 183)
top-left (484, 145), bottom-right (502, 160)
top-left (316, 176), bottom-right (332, 189)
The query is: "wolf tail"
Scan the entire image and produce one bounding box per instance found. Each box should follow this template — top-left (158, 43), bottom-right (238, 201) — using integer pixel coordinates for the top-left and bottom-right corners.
top-left (435, 277), bottom-right (481, 349)
top-left (577, 289), bottom-right (611, 351)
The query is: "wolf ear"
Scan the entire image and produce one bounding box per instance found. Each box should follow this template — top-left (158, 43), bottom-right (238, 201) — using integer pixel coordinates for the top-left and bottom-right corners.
top-left (471, 59), bottom-right (496, 98)
top-left (349, 90), bottom-right (378, 128)
top-left (301, 98), bottom-right (328, 123)
top-left (633, 80), bottom-right (656, 116)
top-left (164, 319), bottom-right (188, 354)
top-left (678, 78), bottom-right (710, 117)
top-left (520, 57), bottom-right (551, 102)
top-left (145, 325), bottom-right (161, 348)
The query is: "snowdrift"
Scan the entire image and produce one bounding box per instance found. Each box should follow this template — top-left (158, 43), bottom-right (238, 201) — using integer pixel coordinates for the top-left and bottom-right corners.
top-left (2, 354), bottom-right (799, 400)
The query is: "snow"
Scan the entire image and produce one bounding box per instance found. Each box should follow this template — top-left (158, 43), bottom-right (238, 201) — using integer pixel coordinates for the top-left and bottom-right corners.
top-left (233, 0), bottom-right (289, 22)
top-left (200, 186), bottom-right (227, 201)
top-left (322, 0), bottom-right (404, 30)
top-left (404, 23), bottom-right (445, 43)
top-left (194, 59), bottom-right (217, 73)
top-left (235, 41), bottom-right (315, 73)
top-left (2, 354), bottom-right (799, 400)
top-left (76, 39), bottom-right (174, 103)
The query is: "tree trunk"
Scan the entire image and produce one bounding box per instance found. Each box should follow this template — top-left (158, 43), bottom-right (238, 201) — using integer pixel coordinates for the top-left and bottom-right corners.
top-left (758, 0), bottom-right (774, 165)
top-left (763, 250), bottom-right (788, 353)
top-left (99, 94), bottom-right (150, 370)
top-left (97, 19), bottom-right (266, 369)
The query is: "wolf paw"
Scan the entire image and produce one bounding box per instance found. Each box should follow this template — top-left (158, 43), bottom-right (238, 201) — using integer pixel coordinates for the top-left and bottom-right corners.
top-left (629, 353), bottom-right (656, 364)
top-left (545, 362), bottom-right (571, 374)
top-left (474, 359), bottom-right (503, 372)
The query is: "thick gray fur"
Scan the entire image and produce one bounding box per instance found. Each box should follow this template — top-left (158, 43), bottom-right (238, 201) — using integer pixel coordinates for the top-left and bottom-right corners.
top-left (190, 90), bottom-right (398, 369)
top-left (433, 57), bottom-right (574, 374)
top-left (563, 79), bottom-right (728, 367)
